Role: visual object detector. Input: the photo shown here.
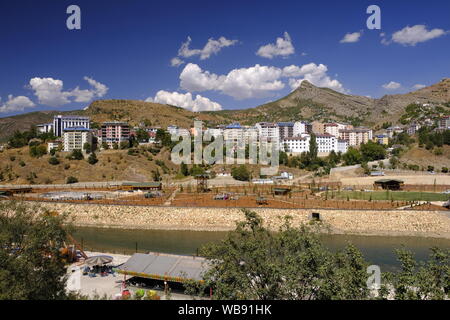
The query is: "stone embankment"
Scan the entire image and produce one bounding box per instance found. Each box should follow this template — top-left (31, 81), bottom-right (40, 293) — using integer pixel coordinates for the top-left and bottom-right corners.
top-left (36, 202), bottom-right (450, 239)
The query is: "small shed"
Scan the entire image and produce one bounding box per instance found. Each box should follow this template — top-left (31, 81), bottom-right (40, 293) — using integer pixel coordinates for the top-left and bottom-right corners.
top-left (273, 187), bottom-right (291, 196)
top-left (374, 179), bottom-right (404, 191)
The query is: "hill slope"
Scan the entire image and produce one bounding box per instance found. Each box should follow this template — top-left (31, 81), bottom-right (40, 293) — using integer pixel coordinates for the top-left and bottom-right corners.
top-left (206, 78), bottom-right (450, 126)
top-left (1, 79), bottom-right (449, 142)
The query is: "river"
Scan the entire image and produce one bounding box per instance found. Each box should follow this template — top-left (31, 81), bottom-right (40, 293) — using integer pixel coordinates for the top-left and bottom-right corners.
top-left (73, 227), bottom-right (450, 272)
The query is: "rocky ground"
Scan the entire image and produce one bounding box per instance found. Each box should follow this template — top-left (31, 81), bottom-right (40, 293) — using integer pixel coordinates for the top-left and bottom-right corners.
top-left (35, 202), bottom-right (450, 239)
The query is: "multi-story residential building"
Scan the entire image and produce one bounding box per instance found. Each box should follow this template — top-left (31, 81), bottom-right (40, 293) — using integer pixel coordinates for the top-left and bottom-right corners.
top-left (386, 126), bottom-right (404, 138)
top-left (223, 123), bottom-right (244, 142)
top-left (311, 121), bottom-right (325, 134)
top-left (337, 139), bottom-right (349, 154)
top-left (375, 134), bottom-right (389, 145)
top-left (282, 136), bottom-right (310, 154)
top-left (204, 127), bottom-right (224, 139)
top-left (339, 128), bottom-right (373, 146)
top-left (316, 133), bottom-right (338, 154)
top-left (407, 122), bottom-right (421, 135)
top-left (323, 123), bottom-right (340, 137)
top-left (47, 140), bottom-right (61, 153)
top-left (255, 122), bottom-right (279, 143)
top-left (37, 123), bottom-right (53, 134)
top-left (439, 115), bottom-right (450, 129)
top-left (53, 115), bottom-right (90, 137)
top-left (293, 121), bottom-right (311, 136)
top-left (63, 127), bottom-right (92, 152)
top-left (277, 122), bottom-right (294, 140)
top-left (101, 122), bottom-right (130, 148)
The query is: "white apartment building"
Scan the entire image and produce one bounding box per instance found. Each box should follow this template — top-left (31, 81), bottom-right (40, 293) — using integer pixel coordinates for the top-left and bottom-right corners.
top-left (47, 141), bottom-right (61, 153)
top-left (293, 121), bottom-right (311, 136)
top-left (337, 139), bottom-right (349, 154)
top-left (255, 122), bottom-right (279, 143)
top-left (37, 123), bottom-right (53, 134)
top-left (282, 136), bottom-right (310, 154)
top-left (316, 133), bottom-right (337, 154)
top-left (63, 127), bottom-right (93, 152)
top-left (277, 122), bottom-right (294, 140)
top-left (223, 123), bottom-right (244, 142)
top-left (204, 127), bottom-right (224, 139)
top-left (54, 115), bottom-right (90, 137)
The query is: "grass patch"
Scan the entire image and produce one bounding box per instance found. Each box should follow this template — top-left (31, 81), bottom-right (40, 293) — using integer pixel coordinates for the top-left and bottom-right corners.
top-left (336, 191), bottom-right (449, 202)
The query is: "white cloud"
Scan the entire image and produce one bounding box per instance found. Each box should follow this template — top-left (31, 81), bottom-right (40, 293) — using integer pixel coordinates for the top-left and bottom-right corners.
top-left (382, 81), bottom-right (401, 90)
top-left (170, 57), bottom-right (184, 67)
top-left (283, 63), bottom-right (346, 93)
top-left (29, 77), bottom-right (108, 106)
top-left (180, 63), bottom-right (285, 99)
top-left (179, 62), bottom-right (346, 98)
top-left (148, 90), bottom-right (222, 112)
top-left (177, 36), bottom-right (238, 61)
top-left (391, 25), bottom-right (447, 46)
top-left (412, 84), bottom-right (426, 90)
top-left (256, 32), bottom-right (295, 59)
top-left (0, 95), bottom-right (36, 113)
top-left (340, 31), bottom-right (362, 43)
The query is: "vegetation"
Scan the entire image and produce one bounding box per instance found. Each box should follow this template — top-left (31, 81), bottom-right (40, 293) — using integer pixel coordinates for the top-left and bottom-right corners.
top-left (231, 165), bottom-right (251, 181)
top-left (337, 191), bottom-right (449, 202)
top-left (186, 210), bottom-right (449, 300)
top-left (29, 144), bottom-right (47, 158)
top-left (67, 149), bottom-right (84, 160)
top-left (66, 176), bottom-right (78, 184)
top-left (48, 157), bottom-right (60, 165)
top-left (87, 153), bottom-right (98, 165)
top-left (0, 201), bottom-right (74, 299)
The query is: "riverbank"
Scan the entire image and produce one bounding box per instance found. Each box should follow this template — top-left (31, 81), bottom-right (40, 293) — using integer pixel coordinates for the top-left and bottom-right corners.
top-left (34, 202), bottom-right (450, 239)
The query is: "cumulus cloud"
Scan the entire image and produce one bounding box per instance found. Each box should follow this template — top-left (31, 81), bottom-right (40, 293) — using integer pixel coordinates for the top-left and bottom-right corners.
top-left (0, 95), bottom-right (36, 113)
top-left (390, 25), bottom-right (447, 46)
top-left (412, 84), bottom-right (426, 90)
top-left (177, 36), bottom-right (238, 61)
top-left (382, 81), bottom-right (401, 90)
top-left (147, 90), bottom-right (222, 112)
top-left (340, 31), bottom-right (362, 43)
top-left (283, 63), bottom-right (346, 93)
top-left (179, 62), bottom-right (346, 98)
top-left (180, 63), bottom-right (285, 99)
top-left (256, 32), bottom-right (295, 59)
top-left (29, 77), bottom-right (108, 106)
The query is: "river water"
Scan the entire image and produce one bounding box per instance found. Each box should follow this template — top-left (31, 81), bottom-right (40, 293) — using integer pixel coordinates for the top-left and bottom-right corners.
top-left (73, 227), bottom-right (450, 272)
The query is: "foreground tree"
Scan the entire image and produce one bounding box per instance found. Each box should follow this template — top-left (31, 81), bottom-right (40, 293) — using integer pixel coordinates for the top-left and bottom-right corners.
top-left (0, 201), bottom-right (72, 299)
top-left (186, 210), bottom-right (371, 300)
top-left (186, 210), bottom-right (449, 300)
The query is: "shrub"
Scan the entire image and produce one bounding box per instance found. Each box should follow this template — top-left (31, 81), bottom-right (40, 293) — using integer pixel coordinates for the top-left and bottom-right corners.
top-left (19, 160), bottom-right (26, 167)
top-left (87, 153), bottom-right (98, 165)
top-left (442, 167), bottom-right (449, 173)
top-left (231, 165), bottom-right (250, 181)
top-left (48, 157), bottom-right (60, 165)
top-left (66, 176), bottom-right (78, 184)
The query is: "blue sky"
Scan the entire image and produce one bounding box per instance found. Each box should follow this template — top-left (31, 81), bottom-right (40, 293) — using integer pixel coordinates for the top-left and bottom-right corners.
top-left (0, 0), bottom-right (449, 116)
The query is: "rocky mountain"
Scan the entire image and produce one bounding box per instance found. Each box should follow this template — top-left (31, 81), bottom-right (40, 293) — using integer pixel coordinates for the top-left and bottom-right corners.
top-left (207, 78), bottom-right (450, 127)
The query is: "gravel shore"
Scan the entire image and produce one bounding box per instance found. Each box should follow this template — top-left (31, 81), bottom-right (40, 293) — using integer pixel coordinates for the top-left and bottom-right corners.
top-left (36, 202), bottom-right (450, 239)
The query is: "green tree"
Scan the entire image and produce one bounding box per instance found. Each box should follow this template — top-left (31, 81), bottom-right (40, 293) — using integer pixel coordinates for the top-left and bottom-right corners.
top-left (308, 133), bottom-right (318, 163)
top-left (83, 142), bottom-right (92, 154)
top-left (87, 153), bottom-right (98, 165)
top-left (342, 147), bottom-right (362, 165)
top-left (360, 141), bottom-right (386, 162)
top-left (186, 210), bottom-right (371, 300)
top-left (180, 162), bottom-right (189, 176)
top-left (67, 149), bottom-right (84, 160)
top-left (0, 201), bottom-right (72, 299)
top-left (231, 165), bottom-right (250, 181)
top-left (29, 144), bottom-right (47, 158)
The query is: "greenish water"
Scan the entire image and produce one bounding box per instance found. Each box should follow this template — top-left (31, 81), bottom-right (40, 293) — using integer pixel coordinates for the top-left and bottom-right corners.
top-left (73, 227), bottom-right (450, 272)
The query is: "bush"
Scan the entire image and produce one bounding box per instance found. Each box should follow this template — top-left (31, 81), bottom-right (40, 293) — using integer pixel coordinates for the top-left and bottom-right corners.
top-left (231, 165), bottom-right (250, 181)
top-left (67, 149), bottom-right (84, 160)
top-left (87, 153), bottom-right (98, 165)
top-left (66, 176), bottom-right (78, 184)
top-left (19, 160), bottom-right (26, 167)
top-left (29, 144), bottom-right (47, 158)
top-left (442, 167), bottom-right (448, 173)
top-left (9, 156), bottom-right (16, 162)
top-left (48, 157), bottom-right (60, 165)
